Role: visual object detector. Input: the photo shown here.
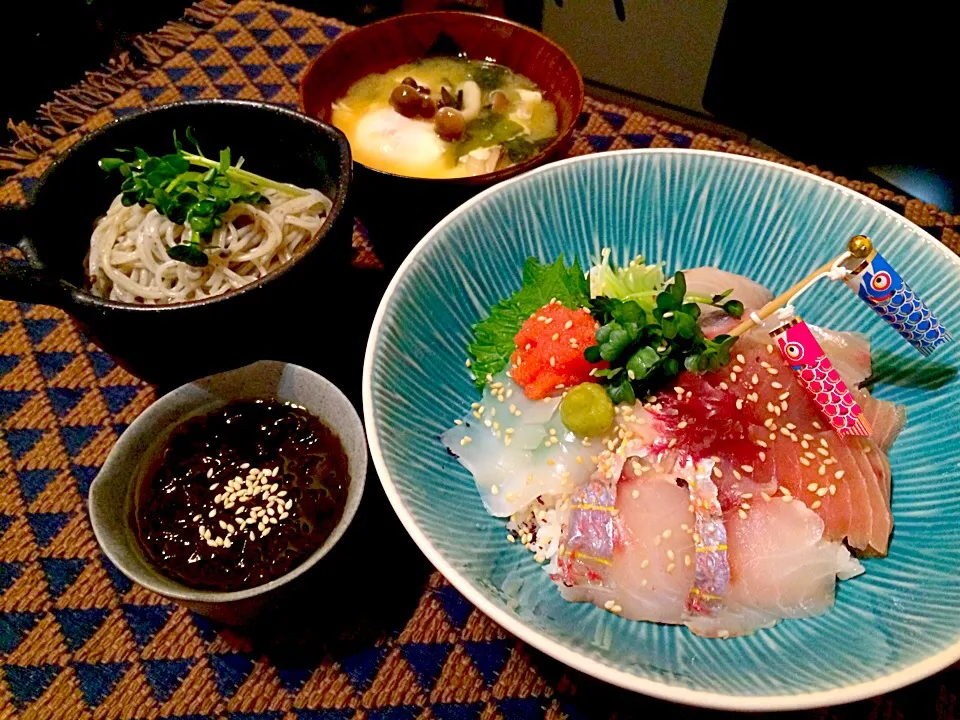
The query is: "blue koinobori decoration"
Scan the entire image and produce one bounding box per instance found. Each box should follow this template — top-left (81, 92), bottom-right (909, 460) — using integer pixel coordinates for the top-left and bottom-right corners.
top-left (845, 245), bottom-right (951, 356)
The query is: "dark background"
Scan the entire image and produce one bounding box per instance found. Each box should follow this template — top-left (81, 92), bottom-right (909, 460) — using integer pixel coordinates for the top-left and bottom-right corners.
top-left (2, 0), bottom-right (957, 211)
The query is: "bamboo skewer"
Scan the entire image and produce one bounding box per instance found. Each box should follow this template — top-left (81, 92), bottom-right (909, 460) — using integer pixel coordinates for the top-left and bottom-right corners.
top-left (727, 236), bottom-right (875, 338)
top-left (727, 256), bottom-right (844, 338)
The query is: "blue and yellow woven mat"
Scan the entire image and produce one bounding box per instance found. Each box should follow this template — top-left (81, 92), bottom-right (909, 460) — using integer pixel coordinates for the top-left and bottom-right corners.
top-left (1, 2), bottom-right (958, 718)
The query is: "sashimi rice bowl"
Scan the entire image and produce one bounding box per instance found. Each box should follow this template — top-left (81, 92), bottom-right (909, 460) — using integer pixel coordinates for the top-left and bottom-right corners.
top-left (364, 150), bottom-right (960, 709)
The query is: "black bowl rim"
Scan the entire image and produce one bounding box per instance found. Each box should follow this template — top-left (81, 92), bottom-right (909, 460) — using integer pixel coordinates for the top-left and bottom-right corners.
top-left (299, 10), bottom-right (585, 185)
top-left (25, 98), bottom-right (353, 313)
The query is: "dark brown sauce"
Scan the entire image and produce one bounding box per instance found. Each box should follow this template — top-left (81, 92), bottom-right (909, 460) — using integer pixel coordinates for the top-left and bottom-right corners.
top-left (133, 399), bottom-right (349, 592)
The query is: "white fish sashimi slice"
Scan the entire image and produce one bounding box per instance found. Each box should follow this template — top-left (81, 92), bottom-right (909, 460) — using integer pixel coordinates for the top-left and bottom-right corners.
top-left (561, 475), bottom-right (694, 625)
top-left (686, 498), bottom-right (862, 638)
top-left (683, 267), bottom-right (774, 312)
top-left (442, 374), bottom-right (590, 517)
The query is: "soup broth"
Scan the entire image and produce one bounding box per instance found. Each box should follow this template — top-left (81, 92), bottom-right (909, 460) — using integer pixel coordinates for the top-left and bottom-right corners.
top-left (331, 57), bottom-right (558, 179)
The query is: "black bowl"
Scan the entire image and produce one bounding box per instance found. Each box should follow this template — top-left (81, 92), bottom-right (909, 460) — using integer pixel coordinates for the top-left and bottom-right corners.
top-left (0, 100), bottom-right (353, 388)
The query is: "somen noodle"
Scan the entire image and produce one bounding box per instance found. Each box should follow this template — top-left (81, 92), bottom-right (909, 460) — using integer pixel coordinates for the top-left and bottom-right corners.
top-left (88, 187), bottom-right (331, 304)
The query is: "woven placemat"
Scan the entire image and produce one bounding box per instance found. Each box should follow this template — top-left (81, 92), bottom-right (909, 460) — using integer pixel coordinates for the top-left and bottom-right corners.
top-left (1, 3), bottom-right (959, 718)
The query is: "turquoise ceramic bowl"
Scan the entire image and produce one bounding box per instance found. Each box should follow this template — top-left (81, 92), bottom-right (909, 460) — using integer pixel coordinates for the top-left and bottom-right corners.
top-left (362, 150), bottom-right (960, 710)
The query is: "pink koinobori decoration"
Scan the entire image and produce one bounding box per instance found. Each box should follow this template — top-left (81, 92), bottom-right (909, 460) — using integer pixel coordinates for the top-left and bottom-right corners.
top-left (770, 317), bottom-right (871, 437)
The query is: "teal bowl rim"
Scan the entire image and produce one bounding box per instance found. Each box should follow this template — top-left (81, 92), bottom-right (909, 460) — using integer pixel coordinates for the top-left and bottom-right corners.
top-left (362, 149), bottom-right (960, 711)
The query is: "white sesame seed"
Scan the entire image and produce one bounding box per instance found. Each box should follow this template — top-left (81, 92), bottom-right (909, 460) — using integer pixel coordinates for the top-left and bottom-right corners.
top-left (261, 528), bottom-right (271, 537)
top-left (208, 509), bottom-right (216, 518)
top-left (738, 509), bottom-right (748, 519)
top-left (207, 468), bottom-right (214, 479)
top-left (666, 563), bottom-right (676, 573)
top-left (240, 463), bottom-right (250, 469)
top-left (736, 353), bottom-right (746, 364)
top-left (192, 514), bottom-right (201, 522)
top-left (834, 470), bottom-right (845, 480)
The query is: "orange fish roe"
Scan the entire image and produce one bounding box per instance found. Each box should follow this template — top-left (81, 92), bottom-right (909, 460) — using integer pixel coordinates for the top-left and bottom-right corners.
top-left (510, 303), bottom-right (606, 399)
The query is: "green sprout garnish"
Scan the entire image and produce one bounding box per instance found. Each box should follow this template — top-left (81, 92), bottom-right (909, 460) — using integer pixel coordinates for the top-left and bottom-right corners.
top-left (98, 128), bottom-right (308, 267)
top-left (584, 271), bottom-right (744, 404)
